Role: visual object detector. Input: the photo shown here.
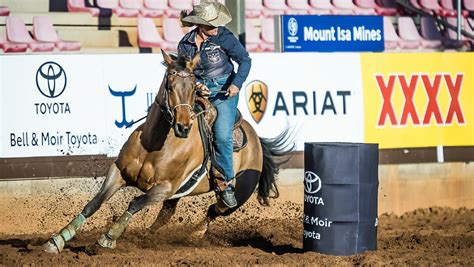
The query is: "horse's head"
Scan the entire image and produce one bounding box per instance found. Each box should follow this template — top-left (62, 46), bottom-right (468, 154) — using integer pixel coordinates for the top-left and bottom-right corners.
top-left (160, 49), bottom-right (200, 138)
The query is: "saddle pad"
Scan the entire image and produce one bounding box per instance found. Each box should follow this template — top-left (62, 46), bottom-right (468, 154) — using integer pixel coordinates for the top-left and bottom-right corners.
top-left (232, 126), bottom-right (247, 152)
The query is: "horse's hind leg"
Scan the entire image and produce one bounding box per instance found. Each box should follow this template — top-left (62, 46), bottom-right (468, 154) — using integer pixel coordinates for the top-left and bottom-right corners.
top-left (97, 181), bottom-right (172, 249)
top-left (43, 163), bottom-right (125, 253)
top-left (193, 169), bottom-right (261, 238)
top-left (149, 198), bottom-right (180, 233)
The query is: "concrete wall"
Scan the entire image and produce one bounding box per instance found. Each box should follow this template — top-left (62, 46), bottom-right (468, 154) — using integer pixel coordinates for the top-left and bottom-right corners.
top-left (0, 163), bottom-right (472, 216)
top-left (277, 163), bottom-right (473, 215)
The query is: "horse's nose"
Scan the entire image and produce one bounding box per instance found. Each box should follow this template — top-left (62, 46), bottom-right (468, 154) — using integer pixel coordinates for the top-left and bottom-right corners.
top-left (176, 123), bottom-right (190, 135)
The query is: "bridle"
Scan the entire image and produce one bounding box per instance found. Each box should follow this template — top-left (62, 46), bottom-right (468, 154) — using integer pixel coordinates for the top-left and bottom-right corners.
top-left (158, 69), bottom-right (196, 125)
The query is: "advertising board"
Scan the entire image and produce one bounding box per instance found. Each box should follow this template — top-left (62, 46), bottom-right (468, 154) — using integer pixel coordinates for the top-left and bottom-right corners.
top-left (281, 15), bottom-right (384, 52)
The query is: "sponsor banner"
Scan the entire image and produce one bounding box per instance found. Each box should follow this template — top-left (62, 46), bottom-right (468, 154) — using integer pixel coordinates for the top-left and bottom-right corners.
top-left (0, 58), bottom-right (3, 155)
top-left (1, 55), bottom-right (107, 157)
top-left (0, 54), bottom-right (165, 158)
top-left (239, 53), bottom-right (364, 150)
top-left (281, 15), bottom-right (384, 52)
top-left (361, 53), bottom-right (474, 149)
top-left (102, 54), bottom-right (165, 156)
top-left (1, 53), bottom-right (364, 157)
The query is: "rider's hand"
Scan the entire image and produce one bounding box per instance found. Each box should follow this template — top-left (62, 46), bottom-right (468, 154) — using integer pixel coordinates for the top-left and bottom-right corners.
top-left (196, 82), bottom-right (210, 98)
top-left (226, 84), bottom-right (240, 97)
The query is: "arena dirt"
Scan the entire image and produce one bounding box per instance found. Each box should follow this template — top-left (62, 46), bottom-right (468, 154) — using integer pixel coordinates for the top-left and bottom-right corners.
top-left (0, 179), bottom-right (472, 266)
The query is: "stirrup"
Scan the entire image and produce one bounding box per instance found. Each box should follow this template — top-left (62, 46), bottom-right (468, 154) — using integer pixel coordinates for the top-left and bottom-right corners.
top-left (220, 188), bottom-right (237, 208)
top-left (213, 174), bottom-right (235, 192)
top-left (212, 170), bottom-right (237, 208)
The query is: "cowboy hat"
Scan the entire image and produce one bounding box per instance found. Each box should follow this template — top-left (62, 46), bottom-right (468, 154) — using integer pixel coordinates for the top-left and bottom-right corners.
top-left (180, 1), bottom-right (232, 27)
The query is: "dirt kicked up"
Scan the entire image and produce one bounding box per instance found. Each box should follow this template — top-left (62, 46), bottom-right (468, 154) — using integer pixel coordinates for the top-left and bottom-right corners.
top-left (0, 181), bottom-right (472, 265)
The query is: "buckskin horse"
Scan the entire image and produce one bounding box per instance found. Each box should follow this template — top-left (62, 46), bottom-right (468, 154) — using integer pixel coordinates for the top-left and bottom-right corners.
top-left (43, 50), bottom-right (292, 253)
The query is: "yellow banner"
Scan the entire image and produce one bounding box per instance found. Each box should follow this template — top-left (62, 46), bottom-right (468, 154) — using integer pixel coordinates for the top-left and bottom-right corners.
top-left (361, 53), bottom-right (474, 149)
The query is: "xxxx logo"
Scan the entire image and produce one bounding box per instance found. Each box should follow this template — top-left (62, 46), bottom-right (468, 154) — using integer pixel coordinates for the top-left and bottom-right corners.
top-left (376, 73), bottom-right (465, 126)
top-left (245, 80), bottom-right (268, 123)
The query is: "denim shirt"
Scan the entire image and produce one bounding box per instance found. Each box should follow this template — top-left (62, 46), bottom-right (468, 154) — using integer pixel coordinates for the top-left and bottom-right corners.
top-left (177, 27), bottom-right (252, 89)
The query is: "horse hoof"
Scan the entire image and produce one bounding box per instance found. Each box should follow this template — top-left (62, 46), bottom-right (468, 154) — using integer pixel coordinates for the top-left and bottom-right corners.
top-left (42, 240), bottom-right (59, 254)
top-left (190, 220), bottom-right (209, 240)
top-left (148, 224), bottom-right (160, 234)
top-left (97, 234), bottom-right (116, 249)
top-left (190, 228), bottom-right (207, 240)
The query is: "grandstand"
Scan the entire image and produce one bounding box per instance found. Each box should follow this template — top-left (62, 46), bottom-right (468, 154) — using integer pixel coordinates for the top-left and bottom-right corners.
top-left (0, 0), bottom-right (472, 53)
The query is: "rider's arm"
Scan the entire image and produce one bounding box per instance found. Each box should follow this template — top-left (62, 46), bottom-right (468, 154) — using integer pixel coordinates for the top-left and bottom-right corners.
top-left (221, 31), bottom-right (252, 90)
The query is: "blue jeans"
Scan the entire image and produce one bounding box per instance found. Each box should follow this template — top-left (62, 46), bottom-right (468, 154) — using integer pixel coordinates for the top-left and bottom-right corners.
top-left (201, 74), bottom-right (238, 182)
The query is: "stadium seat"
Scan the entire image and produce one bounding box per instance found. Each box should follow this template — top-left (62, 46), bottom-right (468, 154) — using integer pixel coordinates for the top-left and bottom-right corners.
top-left (119, 0), bottom-right (143, 11)
top-left (67, 0), bottom-right (100, 16)
top-left (419, 0), bottom-right (453, 16)
top-left (0, 30), bottom-right (28, 53)
top-left (33, 16), bottom-right (81, 51)
top-left (408, 0), bottom-right (432, 14)
top-left (96, 0), bottom-right (139, 17)
top-left (262, 0), bottom-right (287, 17)
top-left (192, 0), bottom-right (225, 4)
top-left (398, 16), bottom-right (441, 49)
top-left (383, 17), bottom-right (402, 50)
top-left (138, 17), bottom-right (164, 48)
top-left (355, 0), bottom-right (397, 15)
top-left (245, 22), bottom-right (260, 52)
top-left (167, 0), bottom-right (193, 17)
top-left (286, 0), bottom-right (311, 15)
top-left (141, 0), bottom-right (166, 17)
top-left (446, 17), bottom-right (473, 47)
top-left (162, 17), bottom-right (186, 50)
top-left (465, 0), bottom-right (474, 13)
top-left (308, 0), bottom-right (334, 15)
top-left (260, 18), bottom-right (274, 51)
top-left (440, 0), bottom-right (469, 17)
top-left (245, 0), bottom-right (263, 18)
top-left (376, 0), bottom-right (398, 12)
top-left (6, 16), bottom-right (55, 52)
top-left (420, 16), bottom-right (465, 49)
top-left (332, 0), bottom-right (372, 14)
top-left (0, 6), bottom-right (10, 16)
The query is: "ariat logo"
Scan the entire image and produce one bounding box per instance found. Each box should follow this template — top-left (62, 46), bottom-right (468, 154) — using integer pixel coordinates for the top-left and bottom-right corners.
top-left (245, 80), bottom-right (268, 123)
top-left (376, 73), bottom-right (465, 126)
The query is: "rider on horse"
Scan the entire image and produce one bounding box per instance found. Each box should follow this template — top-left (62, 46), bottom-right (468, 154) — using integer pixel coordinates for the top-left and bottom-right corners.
top-left (178, 1), bottom-right (252, 208)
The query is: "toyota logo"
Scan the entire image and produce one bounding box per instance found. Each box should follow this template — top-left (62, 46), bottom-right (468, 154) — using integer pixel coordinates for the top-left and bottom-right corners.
top-left (36, 61), bottom-right (67, 98)
top-left (304, 171), bottom-right (321, 194)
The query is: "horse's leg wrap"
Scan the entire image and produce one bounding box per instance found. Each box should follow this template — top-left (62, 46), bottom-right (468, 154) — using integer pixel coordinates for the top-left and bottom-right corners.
top-left (49, 214), bottom-right (86, 252)
top-left (60, 213), bottom-right (86, 241)
top-left (98, 211), bottom-right (133, 249)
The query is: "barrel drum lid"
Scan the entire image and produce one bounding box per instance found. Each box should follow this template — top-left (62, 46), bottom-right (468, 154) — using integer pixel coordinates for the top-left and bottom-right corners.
top-left (303, 142), bottom-right (379, 256)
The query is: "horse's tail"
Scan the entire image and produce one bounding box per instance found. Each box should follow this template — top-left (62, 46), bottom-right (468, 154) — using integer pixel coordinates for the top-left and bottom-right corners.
top-left (257, 129), bottom-right (295, 206)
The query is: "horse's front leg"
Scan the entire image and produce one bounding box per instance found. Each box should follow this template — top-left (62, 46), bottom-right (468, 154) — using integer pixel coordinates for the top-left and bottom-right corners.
top-left (43, 163), bottom-right (125, 253)
top-left (149, 198), bottom-right (180, 233)
top-left (96, 181), bottom-right (172, 249)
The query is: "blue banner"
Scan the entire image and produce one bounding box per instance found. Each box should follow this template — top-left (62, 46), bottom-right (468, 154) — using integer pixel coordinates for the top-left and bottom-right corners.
top-left (281, 15), bottom-right (384, 52)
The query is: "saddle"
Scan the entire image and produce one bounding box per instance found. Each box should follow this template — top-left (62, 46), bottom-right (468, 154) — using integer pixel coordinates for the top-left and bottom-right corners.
top-left (195, 97), bottom-right (248, 152)
top-left (170, 97), bottom-right (247, 198)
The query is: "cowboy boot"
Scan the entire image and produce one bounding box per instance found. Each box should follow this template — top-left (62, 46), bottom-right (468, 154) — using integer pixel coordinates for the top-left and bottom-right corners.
top-left (213, 169), bottom-right (237, 208)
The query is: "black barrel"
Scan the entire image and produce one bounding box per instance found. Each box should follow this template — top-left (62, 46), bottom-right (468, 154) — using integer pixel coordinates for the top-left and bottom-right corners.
top-left (303, 142), bottom-right (379, 256)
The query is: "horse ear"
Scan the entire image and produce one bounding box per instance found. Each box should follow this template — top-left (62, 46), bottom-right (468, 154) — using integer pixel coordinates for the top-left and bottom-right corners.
top-left (161, 49), bottom-right (173, 66)
top-left (187, 52), bottom-right (200, 71)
